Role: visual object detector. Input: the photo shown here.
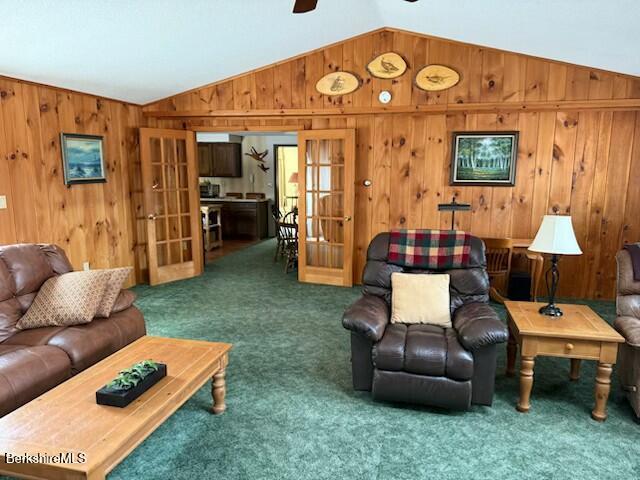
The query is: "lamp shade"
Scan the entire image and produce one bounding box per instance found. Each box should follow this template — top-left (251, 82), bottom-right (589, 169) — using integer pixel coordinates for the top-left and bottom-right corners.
top-left (288, 172), bottom-right (299, 183)
top-left (528, 215), bottom-right (582, 255)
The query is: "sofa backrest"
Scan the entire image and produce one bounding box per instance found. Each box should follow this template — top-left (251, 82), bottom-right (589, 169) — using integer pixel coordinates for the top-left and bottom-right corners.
top-left (0, 244), bottom-right (72, 342)
top-left (616, 249), bottom-right (640, 319)
top-left (362, 232), bottom-right (490, 312)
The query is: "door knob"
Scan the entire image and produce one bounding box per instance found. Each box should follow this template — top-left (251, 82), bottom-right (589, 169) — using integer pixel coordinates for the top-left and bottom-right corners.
top-left (344, 216), bottom-right (352, 222)
top-left (148, 214), bottom-right (157, 220)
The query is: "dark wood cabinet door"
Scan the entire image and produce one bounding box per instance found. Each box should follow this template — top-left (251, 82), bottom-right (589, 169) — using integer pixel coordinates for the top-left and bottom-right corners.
top-left (198, 144), bottom-right (213, 176)
top-left (211, 143), bottom-right (242, 177)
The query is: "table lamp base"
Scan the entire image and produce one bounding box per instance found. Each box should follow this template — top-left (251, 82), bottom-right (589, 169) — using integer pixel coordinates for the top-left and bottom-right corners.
top-left (539, 303), bottom-right (563, 317)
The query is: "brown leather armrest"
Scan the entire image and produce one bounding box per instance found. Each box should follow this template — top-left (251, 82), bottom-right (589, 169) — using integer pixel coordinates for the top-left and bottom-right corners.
top-left (614, 315), bottom-right (640, 347)
top-left (453, 302), bottom-right (508, 351)
top-left (342, 295), bottom-right (389, 342)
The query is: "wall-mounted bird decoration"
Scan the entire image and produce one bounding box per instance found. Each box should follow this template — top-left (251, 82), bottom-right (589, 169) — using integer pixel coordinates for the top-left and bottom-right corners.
top-left (366, 52), bottom-right (407, 79)
top-left (245, 147), bottom-right (270, 173)
top-left (380, 58), bottom-right (400, 74)
top-left (245, 147), bottom-right (268, 163)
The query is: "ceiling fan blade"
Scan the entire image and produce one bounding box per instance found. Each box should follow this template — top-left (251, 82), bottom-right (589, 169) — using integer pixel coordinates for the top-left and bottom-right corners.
top-left (293, 0), bottom-right (318, 13)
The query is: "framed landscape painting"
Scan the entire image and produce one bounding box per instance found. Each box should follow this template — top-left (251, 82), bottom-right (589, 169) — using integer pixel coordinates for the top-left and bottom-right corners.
top-left (450, 132), bottom-right (519, 186)
top-left (60, 133), bottom-right (106, 185)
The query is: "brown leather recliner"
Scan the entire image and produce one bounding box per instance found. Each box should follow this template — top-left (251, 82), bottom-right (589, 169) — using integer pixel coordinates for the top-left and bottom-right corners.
top-left (342, 233), bottom-right (508, 410)
top-left (0, 244), bottom-right (146, 417)
top-left (614, 248), bottom-right (640, 419)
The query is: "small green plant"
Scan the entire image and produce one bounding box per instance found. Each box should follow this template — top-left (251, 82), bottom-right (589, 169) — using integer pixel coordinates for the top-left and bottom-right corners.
top-left (106, 360), bottom-right (160, 392)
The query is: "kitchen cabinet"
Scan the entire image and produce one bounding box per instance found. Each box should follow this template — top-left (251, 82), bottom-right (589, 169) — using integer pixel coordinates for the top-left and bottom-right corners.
top-left (198, 142), bottom-right (242, 177)
top-left (211, 143), bottom-right (242, 177)
top-left (201, 199), bottom-right (269, 240)
top-left (198, 144), bottom-right (213, 176)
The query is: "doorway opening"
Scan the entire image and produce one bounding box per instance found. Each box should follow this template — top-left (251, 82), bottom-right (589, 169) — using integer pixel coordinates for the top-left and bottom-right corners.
top-left (274, 144), bottom-right (299, 214)
top-left (140, 126), bottom-right (355, 287)
top-left (196, 131), bottom-right (298, 264)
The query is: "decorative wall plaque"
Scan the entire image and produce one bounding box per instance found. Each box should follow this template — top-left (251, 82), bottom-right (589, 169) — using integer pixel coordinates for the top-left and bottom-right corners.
top-left (315, 71), bottom-right (361, 96)
top-left (366, 52), bottom-right (407, 79)
top-left (415, 65), bottom-right (460, 91)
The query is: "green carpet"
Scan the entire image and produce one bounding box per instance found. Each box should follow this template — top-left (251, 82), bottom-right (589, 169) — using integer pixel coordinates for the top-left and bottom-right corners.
top-left (23, 240), bottom-right (640, 479)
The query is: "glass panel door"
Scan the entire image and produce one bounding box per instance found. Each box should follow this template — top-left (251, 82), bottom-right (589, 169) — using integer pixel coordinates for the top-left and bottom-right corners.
top-left (298, 129), bottom-right (355, 287)
top-left (140, 128), bottom-right (202, 285)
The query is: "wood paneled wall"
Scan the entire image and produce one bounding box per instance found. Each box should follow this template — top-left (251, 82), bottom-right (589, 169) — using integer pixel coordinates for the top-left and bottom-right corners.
top-left (146, 29), bottom-right (640, 299)
top-left (0, 77), bottom-right (144, 284)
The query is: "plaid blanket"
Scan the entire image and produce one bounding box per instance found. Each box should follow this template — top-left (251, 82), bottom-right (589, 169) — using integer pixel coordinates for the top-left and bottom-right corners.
top-left (388, 229), bottom-right (472, 269)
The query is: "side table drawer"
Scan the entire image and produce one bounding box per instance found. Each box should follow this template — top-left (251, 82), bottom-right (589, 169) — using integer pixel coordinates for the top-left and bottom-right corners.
top-left (535, 338), bottom-right (601, 359)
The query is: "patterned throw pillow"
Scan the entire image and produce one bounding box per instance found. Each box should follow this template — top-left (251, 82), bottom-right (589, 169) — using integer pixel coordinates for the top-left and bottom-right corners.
top-left (16, 270), bottom-right (112, 330)
top-left (95, 267), bottom-right (134, 318)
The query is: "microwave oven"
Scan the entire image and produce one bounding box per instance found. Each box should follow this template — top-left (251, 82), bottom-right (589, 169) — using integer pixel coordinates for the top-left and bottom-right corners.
top-left (200, 183), bottom-right (220, 198)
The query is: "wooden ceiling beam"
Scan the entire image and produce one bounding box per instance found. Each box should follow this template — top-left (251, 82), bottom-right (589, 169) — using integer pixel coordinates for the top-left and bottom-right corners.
top-left (144, 98), bottom-right (640, 118)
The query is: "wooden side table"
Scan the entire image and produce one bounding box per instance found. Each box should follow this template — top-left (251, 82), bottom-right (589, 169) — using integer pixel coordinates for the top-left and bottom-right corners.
top-left (505, 301), bottom-right (624, 421)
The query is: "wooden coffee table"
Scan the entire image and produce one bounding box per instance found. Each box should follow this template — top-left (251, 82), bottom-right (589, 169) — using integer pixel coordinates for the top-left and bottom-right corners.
top-left (0, 336), bottom-right (231, 480)
top-left (505, 301), bottom-right (624, 421)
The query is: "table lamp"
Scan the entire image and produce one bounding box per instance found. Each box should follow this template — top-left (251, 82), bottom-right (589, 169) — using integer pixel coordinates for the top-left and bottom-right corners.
top-left (528, 215), bottom-right (582, 317)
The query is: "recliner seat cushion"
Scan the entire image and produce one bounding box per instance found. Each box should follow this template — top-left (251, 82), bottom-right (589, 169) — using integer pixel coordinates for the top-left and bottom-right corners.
top-left (372, 323), bottom-right (473, 381)
top-left (0, 345), bottom-right (71, 417)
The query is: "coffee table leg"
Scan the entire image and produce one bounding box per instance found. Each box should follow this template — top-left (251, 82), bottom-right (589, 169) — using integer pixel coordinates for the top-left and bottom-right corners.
top-left (506, 326), bottom-right (517, 376)
top-left (212, 369), bottom-right (226, 414)
top-left (516, 356), bottom-right (535, 413)
top-left (569, 359), bottom-right (581, 381)
top-left (592, 362), bottom-right (612, 422)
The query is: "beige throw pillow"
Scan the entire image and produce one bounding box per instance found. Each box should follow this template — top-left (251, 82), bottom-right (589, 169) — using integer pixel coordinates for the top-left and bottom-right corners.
top-left (391, 272), bottom-right (452, 327)
top-left (95, 267), bottom-right (133, 318)
top-left (16, 270), bottom-right (111, 330)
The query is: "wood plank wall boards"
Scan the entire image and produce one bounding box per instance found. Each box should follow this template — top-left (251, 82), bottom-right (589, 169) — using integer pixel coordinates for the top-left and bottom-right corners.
top-left (0, 76), bottom-right (143, 285)
top-left (146, 29), bottom-right (640, 297)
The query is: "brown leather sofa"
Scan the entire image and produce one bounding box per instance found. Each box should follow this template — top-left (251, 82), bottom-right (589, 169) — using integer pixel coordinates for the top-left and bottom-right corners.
top-left (0, 244), bottom-right (146, 417)
top-left (614, 247), bottom-right (640, 419)
top-left (342, 233), bottom-right (508, 410)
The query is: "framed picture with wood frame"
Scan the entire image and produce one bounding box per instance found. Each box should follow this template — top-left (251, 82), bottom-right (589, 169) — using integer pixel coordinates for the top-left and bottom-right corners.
top-left (450, 131), bottom-right (519, 186)
top-left (60, 133), bottom-right (107, 185)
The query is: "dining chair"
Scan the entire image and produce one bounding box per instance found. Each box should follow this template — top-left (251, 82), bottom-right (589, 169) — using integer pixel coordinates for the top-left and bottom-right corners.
top-left (277, 213), bottom-right (298, 273)
top-left (271, 205), bottom-right (284, 261)
top-left (526, 251), bottom-right (544, 302)
top-left (482, 238), bottom-right (514, 304)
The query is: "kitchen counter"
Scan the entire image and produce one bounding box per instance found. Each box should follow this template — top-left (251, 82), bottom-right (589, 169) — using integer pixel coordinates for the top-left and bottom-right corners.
top-left (201, 198), bottom-right (270, 240)
top-left (200, 197), bottom-right (269, 203)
